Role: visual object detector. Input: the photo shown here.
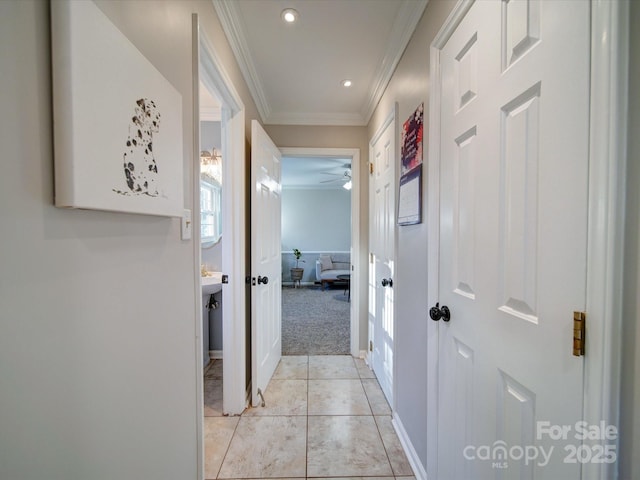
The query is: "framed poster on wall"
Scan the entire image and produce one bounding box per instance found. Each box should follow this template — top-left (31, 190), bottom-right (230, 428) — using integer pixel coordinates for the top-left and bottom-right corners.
top-left (401, 103), bottom-right (424, 175)
top-left (398, 165), bottom-right (422, 225)
top-left (398, 103), bottom-right (424, 225)
top-left (51, 0), bottom-right (184, 217)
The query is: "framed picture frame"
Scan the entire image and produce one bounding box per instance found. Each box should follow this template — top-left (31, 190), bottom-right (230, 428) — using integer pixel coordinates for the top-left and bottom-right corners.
top-left (51, 0), bottom-right (184, 217)
top-left (398, 165), bottom-right (422, 225)
top-left (401, 103), bottom-right (424, 175)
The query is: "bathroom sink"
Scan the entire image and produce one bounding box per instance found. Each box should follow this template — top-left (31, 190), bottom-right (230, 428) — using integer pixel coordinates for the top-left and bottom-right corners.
top-left (202, 272), bottom-right (223, 295)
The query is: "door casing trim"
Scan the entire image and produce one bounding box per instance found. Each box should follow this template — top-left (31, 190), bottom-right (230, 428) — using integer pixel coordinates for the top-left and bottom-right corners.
top-left (192, 14), bottom-right (248, 480)
top-left (196, 16), bottom-right (247, 418)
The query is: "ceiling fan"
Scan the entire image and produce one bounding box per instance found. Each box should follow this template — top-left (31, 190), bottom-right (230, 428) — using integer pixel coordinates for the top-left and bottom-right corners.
top-left (320, 170), bottom-right (351, 184)
top-left (319, 163), bottom-right (352, 190)
top-left (319, 162), bottom-right (351, 184)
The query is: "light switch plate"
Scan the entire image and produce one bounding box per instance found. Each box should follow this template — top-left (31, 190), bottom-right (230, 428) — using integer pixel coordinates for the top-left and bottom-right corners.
top-left (181, 209), bottom-right (192, 240)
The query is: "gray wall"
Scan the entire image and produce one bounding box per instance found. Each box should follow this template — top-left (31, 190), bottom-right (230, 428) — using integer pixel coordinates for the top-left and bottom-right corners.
top-left (2, 1), bottom-right (635, 479)
top-left (207, 291), bottom-right (223, 352)
top-left (0, 2), bottom-right (194, 478)
top-left (0, 1), bottom-right (259, 479)
top-left (282, 188), bottom-right (351, 252)
top-left (620, 1), bottom-right (640, 477)
top-left (201, 120), bottom-right (221, 153)
top-left (365, 0), bottom-right (640, 476)
top-left (367, 0), bottom-right (457, 470)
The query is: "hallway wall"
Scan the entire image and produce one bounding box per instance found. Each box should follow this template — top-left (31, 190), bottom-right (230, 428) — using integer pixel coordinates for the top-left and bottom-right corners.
top-left (3, 1), bottom-right (635, 479)
top-left (0, 1), bottom-right (259, 479)
top-left (621, 0), bottom-right (640, 476)
top-left (367, 0), bottom-right (640, 477)
top-left (366, 0), bottom-right (456, 473)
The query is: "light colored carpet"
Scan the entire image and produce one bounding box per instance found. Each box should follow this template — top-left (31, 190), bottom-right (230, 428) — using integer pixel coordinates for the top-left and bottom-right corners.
top-left (281, 285), bottom-right (350, 355)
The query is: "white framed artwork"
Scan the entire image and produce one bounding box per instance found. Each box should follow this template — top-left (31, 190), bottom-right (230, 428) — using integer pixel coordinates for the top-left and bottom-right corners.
top-left (51, 0), bottom-right (184, 217)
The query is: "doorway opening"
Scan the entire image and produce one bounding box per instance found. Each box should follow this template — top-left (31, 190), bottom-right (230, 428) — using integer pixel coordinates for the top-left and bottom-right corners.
top-left (198, 80), bottom-right (224, 414)
top-left (280, 148), bottom-right (362, 358)
top-left (192, 13), bottom-right (248, 480)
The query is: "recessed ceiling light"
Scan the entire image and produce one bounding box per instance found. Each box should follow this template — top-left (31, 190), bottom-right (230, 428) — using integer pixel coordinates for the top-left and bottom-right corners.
top-left (281, 8), bottom-right (298, 23)
top-left (342, 80), bottom-right (353, 88)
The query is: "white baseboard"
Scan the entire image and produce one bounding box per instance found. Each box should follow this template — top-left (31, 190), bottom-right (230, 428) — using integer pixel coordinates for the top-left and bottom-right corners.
top-left (282, 281), bottom-right (316, 287)
top-left (392, 413), bottom-right (427, 480)
top-left (209, 350), bottom-right (223, 360)
top-left (359, 350), bottom-right (367, 359)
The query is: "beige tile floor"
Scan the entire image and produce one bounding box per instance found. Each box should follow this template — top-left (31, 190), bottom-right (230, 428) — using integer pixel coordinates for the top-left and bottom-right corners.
top-left (204, 355), bottom-right (415, 480)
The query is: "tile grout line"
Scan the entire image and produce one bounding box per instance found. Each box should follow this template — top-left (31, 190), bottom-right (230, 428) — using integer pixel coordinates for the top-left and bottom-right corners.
top-left (356, 356), bottom-right (395, 477)
top-left (213, 414), bottom-right (241, 480)
top-left (360, 365), bottom-right (396, 477)
top-left (212, 355), bottom-right (405, 479)
top-left (359, 372), bottom-right (375, 417)
top-left (371, 410), bottom-right (397, 477)
top-left (211, 359), bottom-right (239, 480)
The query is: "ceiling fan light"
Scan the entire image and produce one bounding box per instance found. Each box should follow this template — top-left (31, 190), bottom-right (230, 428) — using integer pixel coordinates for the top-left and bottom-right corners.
top-left (341, 79), bottom-right (352, 88)
top-left (343, 180), bottom-right (352, 190)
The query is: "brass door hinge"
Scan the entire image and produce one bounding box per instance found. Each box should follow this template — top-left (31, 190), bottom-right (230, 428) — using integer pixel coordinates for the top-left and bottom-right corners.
top-left (369, 162), bottom-right (374, 175)
top-left (369, 340), bottom-right (373, 352)
top-left (573, 311), bottom-right (586, 356)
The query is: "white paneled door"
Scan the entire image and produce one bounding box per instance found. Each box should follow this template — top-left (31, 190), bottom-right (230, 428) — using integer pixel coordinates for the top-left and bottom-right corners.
top-left (251, 120), bottom-right (282, 407)
top-left (435, 1), bottom-right (590, 479)
top-left (369, 113), bottom-right (396, 406)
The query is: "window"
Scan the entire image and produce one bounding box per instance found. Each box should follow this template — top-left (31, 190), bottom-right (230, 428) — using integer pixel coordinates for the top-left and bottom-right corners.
top-left (201, 178), bottom-right (221, 244)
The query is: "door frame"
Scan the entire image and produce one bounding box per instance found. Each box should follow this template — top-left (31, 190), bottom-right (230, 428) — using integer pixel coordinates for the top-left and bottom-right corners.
top-left (367, 104), bottom-right (398, 409)
top-left (279, 147), bottom-right (362, 358)
top-left (192, 13), bottom-right (248, 480)
top-left (425, 1), bottom-right (629, 479)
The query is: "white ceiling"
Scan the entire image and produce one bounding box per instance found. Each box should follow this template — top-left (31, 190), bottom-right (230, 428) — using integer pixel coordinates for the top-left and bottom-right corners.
top-left (281, 156), bottom-right (352, 189)
top-left (213, 0), bottom-right (428, 126)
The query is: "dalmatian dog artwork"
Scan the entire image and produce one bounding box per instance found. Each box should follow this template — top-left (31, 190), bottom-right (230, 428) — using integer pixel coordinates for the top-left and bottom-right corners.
top-left (120, 98), bottom-right (161, 196)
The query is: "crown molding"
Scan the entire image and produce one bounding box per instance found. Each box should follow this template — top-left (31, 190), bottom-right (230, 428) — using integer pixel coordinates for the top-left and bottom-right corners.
top-left (213, 0), bottom-right (427, 127)
top-left (266, 110), bottom-right (368, 126)
top-left (361, 0), bottom-right (429, 123)
top-left (213, 0), bottom-right (270, 122)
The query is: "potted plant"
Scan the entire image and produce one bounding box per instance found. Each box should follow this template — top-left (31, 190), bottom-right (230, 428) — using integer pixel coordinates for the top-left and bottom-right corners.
top-left (290, 248), bottom-right (305, 287)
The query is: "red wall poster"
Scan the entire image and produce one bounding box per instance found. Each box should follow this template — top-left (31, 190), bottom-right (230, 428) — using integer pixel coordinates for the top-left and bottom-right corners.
top-left (398, 103), bottom-right (424, 225)
top-left (401, 103), bottom-right (424, 175)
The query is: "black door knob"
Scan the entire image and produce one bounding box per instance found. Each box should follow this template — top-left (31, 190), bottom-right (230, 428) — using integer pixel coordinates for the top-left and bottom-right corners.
top-left (429, 303), bottom-right (451, 322)
top-left (257, 276), bottom-right (269, 285)
top-left (381, 278), bottom-right (393, 287)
